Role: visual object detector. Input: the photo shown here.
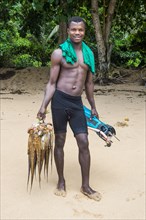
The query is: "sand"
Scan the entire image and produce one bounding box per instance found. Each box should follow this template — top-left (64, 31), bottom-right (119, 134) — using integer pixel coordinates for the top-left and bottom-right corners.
top-left (0, 68), bottom-right (145, 220)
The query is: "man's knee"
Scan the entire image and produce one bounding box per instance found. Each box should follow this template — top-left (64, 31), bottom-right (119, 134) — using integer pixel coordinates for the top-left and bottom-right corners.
top-left (75, 133), bottom-right (89, 150)
top-left (55, 133), bottom-right (66, 148)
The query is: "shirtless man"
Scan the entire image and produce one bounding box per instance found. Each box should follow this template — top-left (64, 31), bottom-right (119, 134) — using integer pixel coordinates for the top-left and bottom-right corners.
top-left (37, 16), bottom-right (101, 201)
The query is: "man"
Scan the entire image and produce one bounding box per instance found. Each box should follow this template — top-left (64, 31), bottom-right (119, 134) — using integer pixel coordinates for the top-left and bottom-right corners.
top-left (37, 16), bottom-right (101, 201)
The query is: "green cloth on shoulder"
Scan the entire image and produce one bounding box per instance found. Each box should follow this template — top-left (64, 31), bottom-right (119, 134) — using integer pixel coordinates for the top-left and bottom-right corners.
top-left (59, 38), bottom-right (95, 74)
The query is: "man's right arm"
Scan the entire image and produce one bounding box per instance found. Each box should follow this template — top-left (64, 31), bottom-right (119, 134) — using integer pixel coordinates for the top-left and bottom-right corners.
top-left (37, 49), bottom-right (62, 119)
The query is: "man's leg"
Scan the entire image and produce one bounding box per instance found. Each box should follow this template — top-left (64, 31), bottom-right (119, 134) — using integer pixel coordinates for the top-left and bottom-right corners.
top-left (54, 133), bottom-right (66, 196)
top-left (75, 133), bottom-right (101, 201)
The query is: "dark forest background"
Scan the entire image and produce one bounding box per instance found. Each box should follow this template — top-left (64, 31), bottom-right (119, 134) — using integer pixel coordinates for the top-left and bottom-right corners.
top-left (0, 0), bottom-right (145, 81)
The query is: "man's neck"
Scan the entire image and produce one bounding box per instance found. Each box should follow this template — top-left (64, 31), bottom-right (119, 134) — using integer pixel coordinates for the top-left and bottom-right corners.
top-left (72, 42), bottom-right (82, 51)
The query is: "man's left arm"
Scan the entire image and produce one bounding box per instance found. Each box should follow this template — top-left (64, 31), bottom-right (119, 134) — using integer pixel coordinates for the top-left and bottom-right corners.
top-left (85, 71), bottom-right (99, 119)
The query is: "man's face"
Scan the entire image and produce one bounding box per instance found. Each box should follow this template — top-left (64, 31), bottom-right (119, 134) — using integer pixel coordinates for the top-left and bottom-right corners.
top-left (67, 21), bottom-right (85, 43)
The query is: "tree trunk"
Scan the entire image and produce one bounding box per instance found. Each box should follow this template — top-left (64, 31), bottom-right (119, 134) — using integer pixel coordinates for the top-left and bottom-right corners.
top-left (58, 0), bottom-right (68, 44)
top-left (58, 21), bottom-right (67, 44)
top-left (91, 0), bottom-right (108, 79)
top-left (91, 0), bottom-right (116, 81)
top-left (105, 0), bottom-right (116, 44)
top-left (105, 0), bottom-right (116, 69)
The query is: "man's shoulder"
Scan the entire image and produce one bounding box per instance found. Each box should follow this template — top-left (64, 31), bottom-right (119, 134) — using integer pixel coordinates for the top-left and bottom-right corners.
top-left (52, 48), bottom-right (62, 56)
top-left (51, 48), bottom-right (62, 63)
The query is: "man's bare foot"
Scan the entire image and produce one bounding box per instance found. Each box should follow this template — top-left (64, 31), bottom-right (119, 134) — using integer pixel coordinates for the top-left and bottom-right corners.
top-left (80, 186), bottom-right (101, 201)
top-left (54, 180), bottom-right (66, 197)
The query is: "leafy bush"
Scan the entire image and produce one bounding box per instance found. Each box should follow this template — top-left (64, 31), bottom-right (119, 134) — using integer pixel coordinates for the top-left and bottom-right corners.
top-left (0, 25), bottom-right (53, 67)
top-left (111, 29), bottom-right (145, 68)
top-left (0, 0), bottom-right (145, 69)
top-left (12, 54), bottom-right (42, 68)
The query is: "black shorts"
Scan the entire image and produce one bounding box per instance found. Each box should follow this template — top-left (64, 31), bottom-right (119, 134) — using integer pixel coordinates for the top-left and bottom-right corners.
top-left (51, 90), bottom-right (88, 136)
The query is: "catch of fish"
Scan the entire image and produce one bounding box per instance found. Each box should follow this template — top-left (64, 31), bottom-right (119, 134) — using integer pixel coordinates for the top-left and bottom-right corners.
top-left (27, 120), bottom-right (54, 191)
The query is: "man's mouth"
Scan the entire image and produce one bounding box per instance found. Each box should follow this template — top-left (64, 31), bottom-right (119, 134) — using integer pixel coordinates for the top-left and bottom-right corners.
top-left (73, 36), bottom-right (81, 39)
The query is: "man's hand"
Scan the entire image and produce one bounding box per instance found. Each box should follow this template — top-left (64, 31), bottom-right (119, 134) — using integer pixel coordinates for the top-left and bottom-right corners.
top-left (91, 108), bottom-right (99, 119)
top-left (37, 107), bottom-right (46, 120)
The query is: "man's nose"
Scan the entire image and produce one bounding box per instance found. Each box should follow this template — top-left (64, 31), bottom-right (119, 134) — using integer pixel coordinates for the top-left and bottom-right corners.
top-left (75, 30), bottom-right (80, 34)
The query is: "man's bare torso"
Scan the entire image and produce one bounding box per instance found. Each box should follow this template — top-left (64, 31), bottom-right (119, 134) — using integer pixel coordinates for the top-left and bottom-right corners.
top-left (55, 48), bottom-right (89, 96)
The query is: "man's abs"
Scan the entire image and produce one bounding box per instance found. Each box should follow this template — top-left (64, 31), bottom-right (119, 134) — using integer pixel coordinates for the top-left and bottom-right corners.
top-left (56, 66), bottom-right (87, 96)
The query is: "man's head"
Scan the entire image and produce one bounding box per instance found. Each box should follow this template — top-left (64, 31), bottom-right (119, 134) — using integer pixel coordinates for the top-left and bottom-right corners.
top-left (67, 16), bottom-right (86, 44)
top-left (67, 16), bottom-right (86, 28)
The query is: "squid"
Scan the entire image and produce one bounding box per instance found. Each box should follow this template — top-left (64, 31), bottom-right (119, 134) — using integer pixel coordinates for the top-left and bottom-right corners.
top-left (27, 120), bottom-right (54, 191)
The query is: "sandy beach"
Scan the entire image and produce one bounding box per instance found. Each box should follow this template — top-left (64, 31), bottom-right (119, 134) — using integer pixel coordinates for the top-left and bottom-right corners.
top-left (0, 68), bottom-right (145, 220)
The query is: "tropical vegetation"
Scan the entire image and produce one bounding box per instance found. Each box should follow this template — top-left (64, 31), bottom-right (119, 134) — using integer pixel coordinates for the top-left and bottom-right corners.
top-left (0, 0), bottom-right (145, 80)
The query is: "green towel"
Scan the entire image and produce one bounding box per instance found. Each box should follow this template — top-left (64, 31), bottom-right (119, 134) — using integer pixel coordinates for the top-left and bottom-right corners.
top-left (59, 38), bottom-right (95, 74)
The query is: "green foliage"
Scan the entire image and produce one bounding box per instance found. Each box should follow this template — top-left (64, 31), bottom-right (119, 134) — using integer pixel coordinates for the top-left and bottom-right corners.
top-left (111, 21), bottom-right (146, 68)
top-left (110, 0), bottom-right (146, 67)
top-left (119, 51), bottom-right (142, 67)
top-left (0, 1), bottom-right (57, 68)
top-left (12, 54), bottom-right (42, 68)
top-left (0, 0), bottom-right (145, 68)
top-left (127, 57), bottom-right (141, 68)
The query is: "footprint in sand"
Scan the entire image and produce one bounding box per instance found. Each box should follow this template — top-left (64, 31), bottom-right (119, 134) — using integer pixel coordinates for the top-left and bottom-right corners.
top-left (74, 191), bottom-right (101, 202)
top-left (73, 208), bottom-right (103, 219)
top-left (126, 191), bottom-right (144, 202)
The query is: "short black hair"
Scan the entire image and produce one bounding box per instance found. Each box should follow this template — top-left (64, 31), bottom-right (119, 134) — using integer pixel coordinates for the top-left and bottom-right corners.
top-left (67, 16), bottom-right (86, 28)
